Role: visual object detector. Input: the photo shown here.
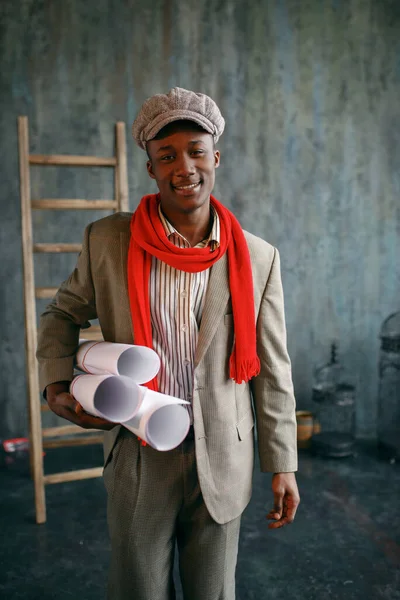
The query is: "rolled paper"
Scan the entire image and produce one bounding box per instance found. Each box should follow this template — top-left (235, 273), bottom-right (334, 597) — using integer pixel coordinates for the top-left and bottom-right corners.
top-left (76, 340), bottom-right (161, 384)
top-left (123, 387), bottom-right (190, 451)
top-left (70, 374), bottom-right (142, 423)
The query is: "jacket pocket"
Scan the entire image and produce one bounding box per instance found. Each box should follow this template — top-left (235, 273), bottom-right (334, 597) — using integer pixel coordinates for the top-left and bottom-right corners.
top-left (236, 410), bottom-right (255, 441)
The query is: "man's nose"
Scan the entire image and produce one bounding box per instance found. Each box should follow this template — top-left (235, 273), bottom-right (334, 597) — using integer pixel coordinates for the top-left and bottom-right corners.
top-left (174, 154), bottom-right (196, 177)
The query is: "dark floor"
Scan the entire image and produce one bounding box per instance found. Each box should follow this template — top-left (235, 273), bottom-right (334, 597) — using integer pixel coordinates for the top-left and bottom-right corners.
top-left (0, 441), bottom-right (399, 600)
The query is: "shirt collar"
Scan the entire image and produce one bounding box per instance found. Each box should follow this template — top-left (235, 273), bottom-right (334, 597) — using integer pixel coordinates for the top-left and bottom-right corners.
top-left (158, 202), bottom-right (220, 250)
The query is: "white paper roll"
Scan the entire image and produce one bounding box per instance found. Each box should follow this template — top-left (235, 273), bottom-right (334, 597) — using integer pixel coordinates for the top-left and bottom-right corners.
top-left (76, 340), bottom-right (160, 384)
top-left (123, 387), bottom-right (190, 451)
top-left (70, 374), bottom-right (143, 423)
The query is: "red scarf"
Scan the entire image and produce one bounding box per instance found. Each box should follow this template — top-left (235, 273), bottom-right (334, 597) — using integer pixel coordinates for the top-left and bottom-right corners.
top-left (127, 194), bottom-right (260, 390)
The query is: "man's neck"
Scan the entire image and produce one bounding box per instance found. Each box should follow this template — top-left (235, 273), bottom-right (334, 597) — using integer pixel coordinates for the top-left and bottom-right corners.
top-left (160, 204), bottom-right (213, 247)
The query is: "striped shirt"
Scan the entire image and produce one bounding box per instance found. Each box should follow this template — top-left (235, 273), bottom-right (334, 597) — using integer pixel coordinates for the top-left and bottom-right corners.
top-left (149, 205), bottom-right (220, 420)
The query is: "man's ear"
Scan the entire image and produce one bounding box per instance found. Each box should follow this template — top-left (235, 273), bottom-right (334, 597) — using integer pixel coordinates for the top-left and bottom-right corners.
top-left (214, 150), bottom-right (220, 169)
top-left (147, 160), bottom-right (156, 180)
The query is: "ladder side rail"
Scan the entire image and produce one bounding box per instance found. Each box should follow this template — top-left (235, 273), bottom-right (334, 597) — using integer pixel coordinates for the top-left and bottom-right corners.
top-left (18, 116), bottom-right (46, 524)
top-left (116, 122), bottom-right (129, 212)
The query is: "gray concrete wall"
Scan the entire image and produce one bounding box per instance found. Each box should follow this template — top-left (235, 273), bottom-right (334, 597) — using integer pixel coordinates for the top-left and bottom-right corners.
top-left (0, 0), bottom-right (399, 440)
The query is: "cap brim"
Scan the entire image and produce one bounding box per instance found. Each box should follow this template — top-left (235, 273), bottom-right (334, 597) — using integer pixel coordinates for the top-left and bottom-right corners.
top-left (142, 109), bottom-right (215, 148)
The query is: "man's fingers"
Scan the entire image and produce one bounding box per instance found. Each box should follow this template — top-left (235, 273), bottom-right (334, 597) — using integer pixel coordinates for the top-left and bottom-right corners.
top-left (48, 404), bottom-right (85, 426)
top-left (270, 490), bottom-right (284, 519)
top-left (47, 392), bottom-right (115, 430)
top-left (48, 391), bottom-right (80, 413)
top-left (266, 506), bottom-right (287, 523)
top-left (74, 401), bottom-right (84, 415)
top-left (266, 509), bottom-right (281, 520)
top-left (53, 406), bottom-right (115, 430)
top-left (267, 496), bottom-right (300, 528)
top-left (286, 497), bottom-right (300, 523)
top-left (268, 516), bottom-right (293, 529)
top-left (267, 504), bottom-right (293, 529)
top-left (77, 412), bottom-right (116, 430)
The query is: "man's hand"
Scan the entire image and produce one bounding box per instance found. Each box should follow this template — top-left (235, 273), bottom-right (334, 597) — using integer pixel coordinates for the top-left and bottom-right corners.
top-left (267, 472), bottom-right (300, 529)
top-left (46, 381), bottom-right (116, 431)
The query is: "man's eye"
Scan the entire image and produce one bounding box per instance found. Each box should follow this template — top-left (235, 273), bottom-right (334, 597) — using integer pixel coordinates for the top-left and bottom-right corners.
top-left (191, 150), bottom-right (204, 156)
top-left (160, 155), bottom-right (174, 161)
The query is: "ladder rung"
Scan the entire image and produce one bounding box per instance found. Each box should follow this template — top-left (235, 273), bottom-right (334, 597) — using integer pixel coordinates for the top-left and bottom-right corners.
top-left (44, 466), bottom-right (103, 485)
top-left (32, 199), bottom-right (117, 210)
top-left (35, 287), bottom-right (57, 299)
top-left (33, 243), bottom-right (82, 253)
top-left (43, 435), bottom-right (104, 449)
top-left (43, 424), bottom-right (102, 437)
top-left (29, 154), bottom-right (117, 167)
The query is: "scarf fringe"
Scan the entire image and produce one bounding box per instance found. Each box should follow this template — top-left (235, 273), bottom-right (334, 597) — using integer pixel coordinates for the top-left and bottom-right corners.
top-left (229, 355), bottom-right (261, 384)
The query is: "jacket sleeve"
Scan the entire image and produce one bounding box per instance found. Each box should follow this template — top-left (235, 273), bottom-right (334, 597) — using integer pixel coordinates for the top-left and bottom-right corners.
top-left (250, 247), bottom-right (298, 473)
top-left (36, 223), bottom-right (97, 392)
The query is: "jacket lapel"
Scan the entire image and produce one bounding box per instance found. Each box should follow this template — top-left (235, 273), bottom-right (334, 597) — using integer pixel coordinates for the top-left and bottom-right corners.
top-left (120, 231), bottom-right (130, 300)
top-left (119, 231), bottom-right (134, 342)
top-left (195, 253), bottom-right (230, 367)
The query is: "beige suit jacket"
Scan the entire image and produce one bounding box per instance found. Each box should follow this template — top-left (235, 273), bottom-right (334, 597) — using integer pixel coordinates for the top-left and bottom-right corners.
top-left (37, 212), bottom-right (297, 524)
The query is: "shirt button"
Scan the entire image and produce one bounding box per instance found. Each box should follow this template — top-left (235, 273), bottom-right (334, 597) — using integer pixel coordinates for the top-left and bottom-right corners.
top-left (181, 324), bottom-right (188, 332)
top-left (181, 290), bottom-right (187, 298)
top-left (184, 358), bottom-right (191, 366)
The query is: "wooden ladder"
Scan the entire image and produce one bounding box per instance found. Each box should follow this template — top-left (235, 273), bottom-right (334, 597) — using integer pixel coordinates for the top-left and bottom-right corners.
top-left (17, 116), bottom-right (129, 524)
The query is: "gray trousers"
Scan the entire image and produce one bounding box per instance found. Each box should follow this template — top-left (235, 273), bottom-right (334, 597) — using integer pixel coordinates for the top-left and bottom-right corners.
top-left (103, 428), bottom-right (241, 600)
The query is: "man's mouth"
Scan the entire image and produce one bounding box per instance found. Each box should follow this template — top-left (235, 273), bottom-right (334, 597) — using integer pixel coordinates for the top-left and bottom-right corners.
top-left (172, 181), bottom-right (201, 191)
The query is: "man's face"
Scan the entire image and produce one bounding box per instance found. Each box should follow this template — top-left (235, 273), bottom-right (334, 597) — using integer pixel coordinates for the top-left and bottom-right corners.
top-left (146, 122), bottom-right (220, 217)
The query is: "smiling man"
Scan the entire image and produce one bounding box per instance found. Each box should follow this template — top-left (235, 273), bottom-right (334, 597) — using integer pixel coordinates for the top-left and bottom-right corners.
top-left (37, 87), bottom-right (300, 600)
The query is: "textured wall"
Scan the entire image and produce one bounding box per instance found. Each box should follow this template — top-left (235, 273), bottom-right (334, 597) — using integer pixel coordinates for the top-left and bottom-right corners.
top-left (0, 0), bottom-right (399, 439)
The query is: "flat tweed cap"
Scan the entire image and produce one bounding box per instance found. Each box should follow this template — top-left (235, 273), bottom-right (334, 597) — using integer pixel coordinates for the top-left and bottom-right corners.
top-left (132, 87), bottom-right (225, 150)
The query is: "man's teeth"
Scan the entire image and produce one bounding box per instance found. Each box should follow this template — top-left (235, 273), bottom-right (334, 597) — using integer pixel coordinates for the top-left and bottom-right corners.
top-left (174, 182), bottom-right (200, 190)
